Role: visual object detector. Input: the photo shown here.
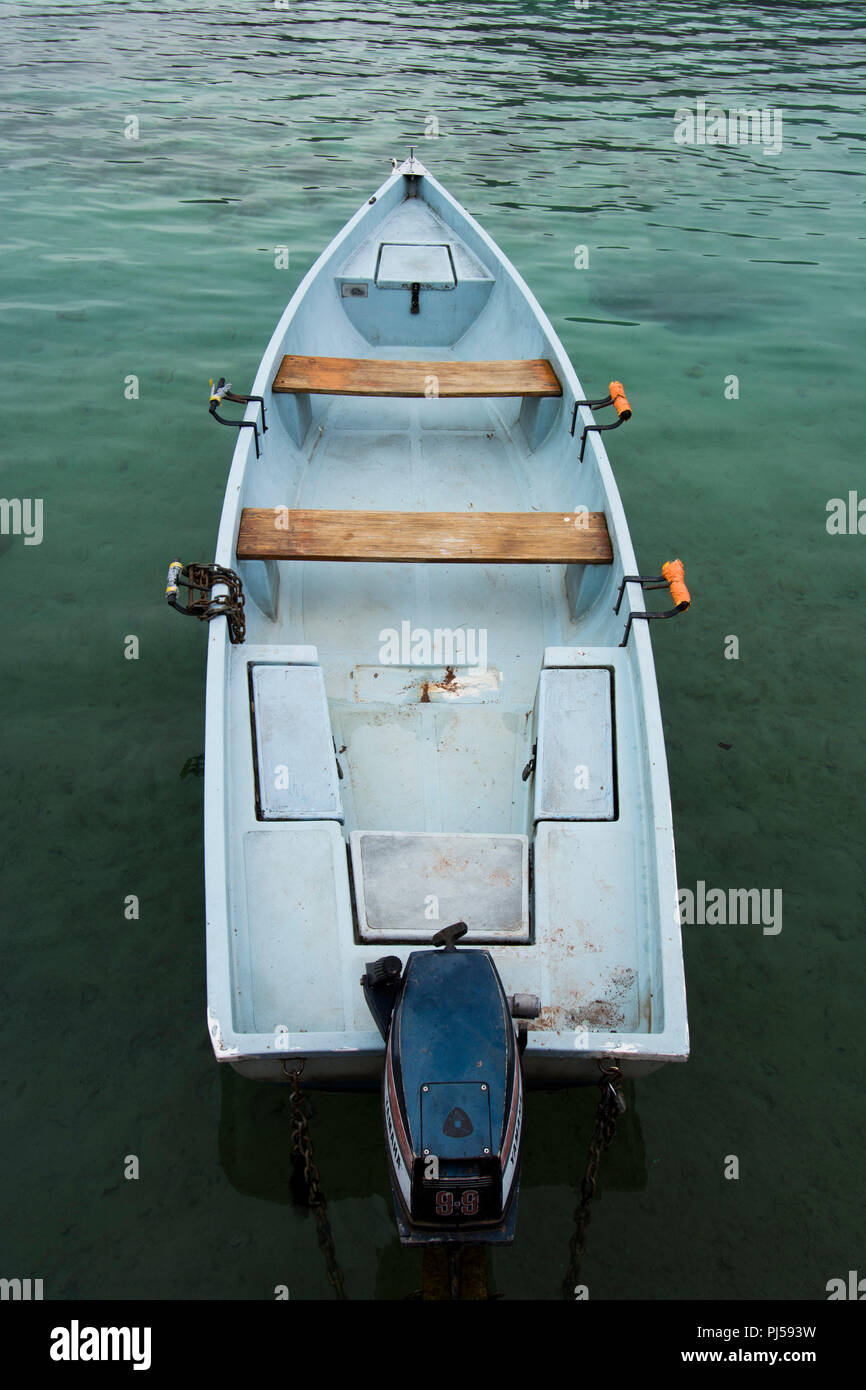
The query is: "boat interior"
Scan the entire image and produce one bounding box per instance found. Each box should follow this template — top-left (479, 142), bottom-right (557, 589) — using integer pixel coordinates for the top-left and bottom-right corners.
top-left (205, 163), bottom-right (686, 1072)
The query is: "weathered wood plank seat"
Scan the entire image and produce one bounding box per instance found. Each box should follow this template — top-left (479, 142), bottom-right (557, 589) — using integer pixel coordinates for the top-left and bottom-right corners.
top-left (237, 508), bottom-right (613, 564)
top-left (272, 355), bottom-right (562, 398)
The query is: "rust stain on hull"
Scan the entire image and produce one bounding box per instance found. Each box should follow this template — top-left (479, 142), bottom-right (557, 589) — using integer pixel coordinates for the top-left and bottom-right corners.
top-left (534, 965), bottom-right (638, 1033)
top-left (420, 667), bottom-right (461, 701)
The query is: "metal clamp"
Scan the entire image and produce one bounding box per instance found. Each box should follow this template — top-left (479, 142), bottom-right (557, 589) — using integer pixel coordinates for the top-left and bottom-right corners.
top-left (208, 378), bottom-right (267, 458)
top-left (614, 559), bottom-right (690, 647)
top-left (571, 381), bottom-right (632, 462)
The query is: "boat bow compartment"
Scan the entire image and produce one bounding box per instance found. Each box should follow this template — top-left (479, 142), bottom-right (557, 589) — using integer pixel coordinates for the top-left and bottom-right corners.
top-left (333, 197), bottom-right (494, 346)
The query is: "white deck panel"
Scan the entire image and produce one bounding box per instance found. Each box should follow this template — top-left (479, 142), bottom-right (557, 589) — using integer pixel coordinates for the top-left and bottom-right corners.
top-left (533, 821), bottom-right (644, 1033)
top-left (376, 242), bottom-right (455, 289)
top-left (351, 830), bottom-right (529, 941)
top-left (534, 667), bottom-right (615, 820)
top-left (331, 702), bottom-right (532, 835)
top-left (251, 663), bottom-right (342, 820)
top-left (242, 822), bottom-right (352, 1034)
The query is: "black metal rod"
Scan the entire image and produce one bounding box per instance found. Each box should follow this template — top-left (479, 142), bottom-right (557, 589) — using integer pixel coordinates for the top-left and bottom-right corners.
top-left (208, 379), bottom-right (267, 457)
top-left (614, 574), bottom-right (667, 615)
top-left (579, 414), bottom-right (626, 462)
top-left (224, 391), bottom-right (268, 435)
top-left (570, 395), bottom-right (614, 437)
top-left (620, 605), bottom-right (689, 648)
top-left (209, 405), bottom-right (261, 458)
top-left (167, 593), bottom-right (198, 619)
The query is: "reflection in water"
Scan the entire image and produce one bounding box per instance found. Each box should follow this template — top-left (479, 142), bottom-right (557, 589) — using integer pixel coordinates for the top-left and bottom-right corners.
top-left (218, 1066), bottom-right (647, 1298)
top-left (218, 1065), bottom-right (387, 1207)
top-left (218, 1068), bottom-right (646, 1204)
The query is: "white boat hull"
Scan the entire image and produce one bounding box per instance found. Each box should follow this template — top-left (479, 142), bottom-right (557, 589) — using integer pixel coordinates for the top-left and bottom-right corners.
top-left (201, 158), bottom-right (689, 1085)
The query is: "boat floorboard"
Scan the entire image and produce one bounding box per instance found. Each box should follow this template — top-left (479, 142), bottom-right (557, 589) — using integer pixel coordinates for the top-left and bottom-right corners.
top-left (277, 398), bottom-right (571, 833)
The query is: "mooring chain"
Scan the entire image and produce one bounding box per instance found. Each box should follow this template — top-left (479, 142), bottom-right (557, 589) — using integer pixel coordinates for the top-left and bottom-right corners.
top-left (288, 1069), bottom-right (347, 1300)
top-left (562, 1060), bottom-right (626, 1300)
top-left (165, 560), bottom-right (246, 644)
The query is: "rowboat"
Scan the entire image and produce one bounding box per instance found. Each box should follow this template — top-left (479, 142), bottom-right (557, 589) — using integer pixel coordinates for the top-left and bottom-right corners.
top-left (168, 153), bottom-right (689, 1245)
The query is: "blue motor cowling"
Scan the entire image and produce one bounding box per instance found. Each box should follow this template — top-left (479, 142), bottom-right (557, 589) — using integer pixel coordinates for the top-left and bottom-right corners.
top-left (362, 922), bottom-right (529, 1245)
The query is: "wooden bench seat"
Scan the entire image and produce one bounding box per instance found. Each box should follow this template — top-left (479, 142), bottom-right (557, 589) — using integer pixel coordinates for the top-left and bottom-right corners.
top-left (271, 355), bottom-right (562, 399)
top-left (237, 508), bottom-right (613, 565)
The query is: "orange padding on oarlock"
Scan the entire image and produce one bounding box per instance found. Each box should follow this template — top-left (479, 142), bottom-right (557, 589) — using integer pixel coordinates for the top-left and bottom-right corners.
top-left (662, 558), bottom-right (690, 609)
top-left (608, 381), bottom-right (632, 420)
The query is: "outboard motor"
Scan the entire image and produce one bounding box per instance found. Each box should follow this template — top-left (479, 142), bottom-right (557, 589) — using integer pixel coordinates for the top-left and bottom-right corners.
top-left (362, 922), bottom-right (537, 1245)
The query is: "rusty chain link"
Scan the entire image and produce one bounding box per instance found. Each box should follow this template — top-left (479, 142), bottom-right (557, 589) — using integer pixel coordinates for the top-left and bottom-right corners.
top-left (166, 561), bottom-right (246, 643)
top-left (288, 1068), bottom-right (347, 1300)
top-left (185, 563), bottom-right (246, 644)
top-left (562, 1060), bottom-right (625, 1300)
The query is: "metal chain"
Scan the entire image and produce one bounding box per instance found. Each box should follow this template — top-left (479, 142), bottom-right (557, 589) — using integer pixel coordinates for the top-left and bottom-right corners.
top-left (288, 1069), bottom-right (347, 1300)
top-left (562, 1061), bottom-right (625, 1300)
top-left (183, 563), bottom-right (246, 644)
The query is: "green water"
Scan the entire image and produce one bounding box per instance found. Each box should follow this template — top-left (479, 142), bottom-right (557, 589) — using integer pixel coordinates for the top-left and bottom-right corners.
top-left (1, 0), bottom-right (863, 1301)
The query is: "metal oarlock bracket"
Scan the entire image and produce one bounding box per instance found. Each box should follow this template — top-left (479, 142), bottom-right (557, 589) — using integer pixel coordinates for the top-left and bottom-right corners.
top-left (165, 560), bottom-right (246, 644)
top-left (615, 559), bottom-right (691, 647)
top-left (208, 378), bottom-right (267, 458)
top-left (571, 380), bottom-right (632, 462)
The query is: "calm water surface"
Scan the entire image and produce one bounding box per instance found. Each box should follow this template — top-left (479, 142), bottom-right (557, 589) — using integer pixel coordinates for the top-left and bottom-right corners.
top-left (1, 0), bottom-right (863, 1300)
